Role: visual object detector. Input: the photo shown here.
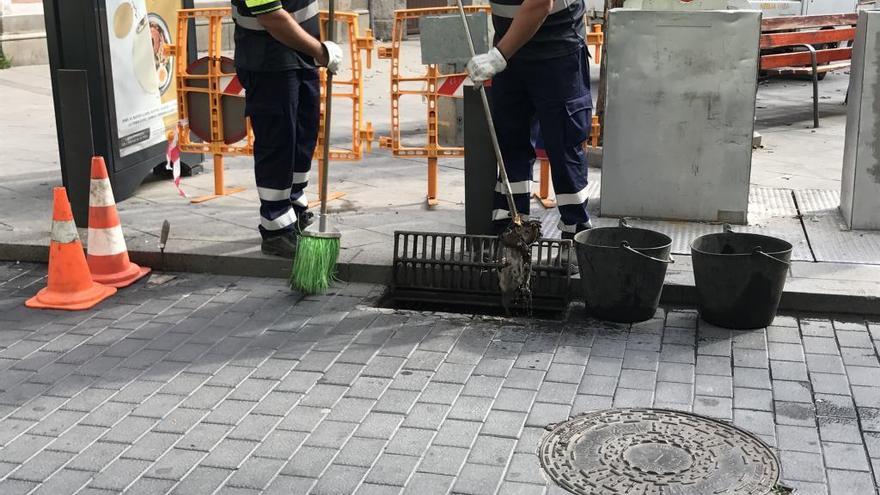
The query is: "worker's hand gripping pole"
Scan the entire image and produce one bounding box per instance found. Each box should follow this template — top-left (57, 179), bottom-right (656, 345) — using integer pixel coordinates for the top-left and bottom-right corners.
top-left (319, 0), bottom-right (336, 233)
top-left (454, 0), bottom-right (520, 224)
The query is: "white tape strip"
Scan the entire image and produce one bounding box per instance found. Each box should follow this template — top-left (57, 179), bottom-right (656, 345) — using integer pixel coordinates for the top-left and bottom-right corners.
top-left (51, 219), bottom-right (80, 244)
top-left (89, 178), bottom-right (116, 207)
top-left (87, 225), bottom-right (127, 256)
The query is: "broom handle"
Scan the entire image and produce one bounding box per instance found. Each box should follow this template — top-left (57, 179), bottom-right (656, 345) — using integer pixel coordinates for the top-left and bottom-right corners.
top-left (319, 0), bottom-right (336, 233)
top-left (454, 0), bottom-right (519, 221)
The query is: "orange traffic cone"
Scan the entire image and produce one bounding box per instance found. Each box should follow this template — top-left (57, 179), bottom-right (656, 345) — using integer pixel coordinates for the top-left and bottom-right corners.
top-left (26, 188), bottom-right (117, 310)
top-left (86, 156), bottom-right (151, 288)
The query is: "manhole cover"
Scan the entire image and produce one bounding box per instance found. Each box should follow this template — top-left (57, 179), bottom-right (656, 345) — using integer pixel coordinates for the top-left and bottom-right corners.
top-left (540, 408), bottom-right (780, 495)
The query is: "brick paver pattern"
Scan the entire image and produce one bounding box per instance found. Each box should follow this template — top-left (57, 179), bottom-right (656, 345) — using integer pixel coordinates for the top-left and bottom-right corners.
top-left (0, 262), bottom-right (878, 495)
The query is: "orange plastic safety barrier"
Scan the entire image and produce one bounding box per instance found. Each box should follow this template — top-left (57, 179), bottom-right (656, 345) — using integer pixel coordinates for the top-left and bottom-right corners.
top-left (377, 6), bottom-right (491, 207)
top-left (172, 8), bottom-right (250, 204)
top-left (587, 23), bottom-right (604, 65)
top-left (314, 11), bottom-right (376, 206)
top-left (171, 8), bottom-right (374, 205)
top-left (317, 11), bottom-right (375, 162)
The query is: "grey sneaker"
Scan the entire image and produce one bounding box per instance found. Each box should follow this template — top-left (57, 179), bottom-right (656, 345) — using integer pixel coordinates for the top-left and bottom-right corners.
top-left (261, 231), bottom-right (299, 258)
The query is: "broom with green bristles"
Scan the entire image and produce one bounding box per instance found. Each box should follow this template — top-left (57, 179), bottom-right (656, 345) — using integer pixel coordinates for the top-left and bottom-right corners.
top-left (290, 1), bottom-right (341, 294)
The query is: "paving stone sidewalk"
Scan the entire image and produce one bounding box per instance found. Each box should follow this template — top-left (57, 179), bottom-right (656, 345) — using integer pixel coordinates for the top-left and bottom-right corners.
top-left (0, 261), bottom-right (879, 495)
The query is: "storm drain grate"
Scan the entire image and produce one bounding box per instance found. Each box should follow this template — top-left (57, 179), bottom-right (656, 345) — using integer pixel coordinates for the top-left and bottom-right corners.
top-left (540, 408), bottom-right (780, 495)
top-left (389, 231), bottom-right (571, 314)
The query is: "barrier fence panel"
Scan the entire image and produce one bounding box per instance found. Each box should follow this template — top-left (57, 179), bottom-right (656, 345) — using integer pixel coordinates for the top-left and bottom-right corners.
top-left (172, 7), bottom-right (600, 209)
top-left (314, 12), bottom-right (376, 205)
top-left (172, 8), bottom-right (374, 205)
top-left (173, 8), bottom-right (250, 203)
top-left (317, 11), bottom-right (375, 162)
top-left (378, 6), bottom-right (491, 207)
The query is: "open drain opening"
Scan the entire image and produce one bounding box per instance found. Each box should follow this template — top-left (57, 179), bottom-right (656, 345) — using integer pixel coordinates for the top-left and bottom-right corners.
top-left (376, 289), bottom-right (568, 320)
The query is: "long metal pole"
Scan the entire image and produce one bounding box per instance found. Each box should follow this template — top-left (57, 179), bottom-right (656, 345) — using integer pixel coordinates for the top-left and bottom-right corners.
top-left (319, 0), bottom-right (336, 232)
top-left (454, 0), bottom-right (519, 222)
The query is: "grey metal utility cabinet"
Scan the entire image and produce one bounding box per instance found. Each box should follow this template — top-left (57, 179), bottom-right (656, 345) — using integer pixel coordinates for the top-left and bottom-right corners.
top-left (840, 10), bottom-right (880, 230)
top-left (600, 9), bottom-right (760, 224)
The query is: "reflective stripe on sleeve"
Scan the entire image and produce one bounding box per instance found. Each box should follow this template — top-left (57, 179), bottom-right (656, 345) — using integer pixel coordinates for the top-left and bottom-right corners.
top-left (490, 0), bottom-right (573, 18)
top-left (233, 1), bottom-right (317, 30)
top-left (232, 10), bottom-right (265, 30)
top-left (292, 2), bottom-right (319, 23)
top-left (245, 0), bottom-right (281, 8)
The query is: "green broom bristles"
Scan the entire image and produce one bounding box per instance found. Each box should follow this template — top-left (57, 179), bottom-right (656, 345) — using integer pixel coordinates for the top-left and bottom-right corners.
top-left (289, 234), bottom-right (340, 294)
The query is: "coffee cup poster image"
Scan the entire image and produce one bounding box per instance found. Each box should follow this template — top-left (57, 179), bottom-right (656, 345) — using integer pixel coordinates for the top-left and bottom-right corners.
top-left (106, 0), bottom-right (166, 157)
top-left (145, 0), bottom-right (181, 135)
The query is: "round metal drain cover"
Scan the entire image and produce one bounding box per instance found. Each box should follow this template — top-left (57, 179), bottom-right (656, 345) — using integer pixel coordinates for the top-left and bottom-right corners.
top-left (540, 408), bottom-right (779, 495)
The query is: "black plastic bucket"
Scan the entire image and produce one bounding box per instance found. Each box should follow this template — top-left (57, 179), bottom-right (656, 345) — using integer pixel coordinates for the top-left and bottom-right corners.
top-left (691, 226), bottom-right (792, 329)
top-left (574, 220), bottom-right (673, 323)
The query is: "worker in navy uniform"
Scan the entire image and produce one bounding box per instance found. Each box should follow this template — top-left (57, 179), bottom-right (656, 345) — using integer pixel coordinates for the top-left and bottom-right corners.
top-left (467, 0), bottom-right (592, 240)
top-left (232, 0), bottom-right (343, 257)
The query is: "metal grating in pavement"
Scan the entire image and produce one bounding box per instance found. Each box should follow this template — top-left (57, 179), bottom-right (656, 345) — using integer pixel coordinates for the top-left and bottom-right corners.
top-left (748, 186), bottom-right (798, 218)
top-left (540, 408), bottom-right (780, 495)
top-left (795, 190), bottom-right (880, 264)
top-left (537, 182), bottom-right (812, 261)
top-left (794, 189), bottom-right (840, 215)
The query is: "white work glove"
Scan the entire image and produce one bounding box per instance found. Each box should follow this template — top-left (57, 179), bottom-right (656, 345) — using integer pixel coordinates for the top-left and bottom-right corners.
top-left (466, 47), bottom-right (507, 83)
top-left (321, 41), bottom-right (343, 74)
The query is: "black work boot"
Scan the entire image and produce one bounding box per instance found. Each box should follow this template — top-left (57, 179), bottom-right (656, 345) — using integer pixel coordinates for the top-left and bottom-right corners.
top-left (261, 231), bottom-right (299, 258)
top-left (295, 210), bottom-right (315, 234)
top-left (559, 221), bottom-right (593, 275)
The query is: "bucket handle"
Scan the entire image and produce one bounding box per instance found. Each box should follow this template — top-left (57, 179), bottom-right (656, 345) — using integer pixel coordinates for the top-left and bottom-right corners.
top-left (621, 241), bottom-right (675, 264)
top-left (753, 246), bottom-right (791, 267)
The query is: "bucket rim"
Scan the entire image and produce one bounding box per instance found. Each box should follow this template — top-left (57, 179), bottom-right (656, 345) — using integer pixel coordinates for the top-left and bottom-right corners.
top-left (690, 231), bottom-right (793, 257)
top-left (574, 226), bottom-right (672, 251)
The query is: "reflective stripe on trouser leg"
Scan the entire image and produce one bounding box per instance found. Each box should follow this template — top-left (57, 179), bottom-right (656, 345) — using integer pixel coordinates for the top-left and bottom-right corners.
top-left (489, 67), bottom-right (536, 225)
top-left (291, 70), bottom-right (320, 215)
top-left (241, 69), bottom-right (302, 237)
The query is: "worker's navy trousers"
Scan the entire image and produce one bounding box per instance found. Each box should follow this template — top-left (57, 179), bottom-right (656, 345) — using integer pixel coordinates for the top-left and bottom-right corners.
top-left (490, 47), bottom-right (592, 234)
top-left (238, 68), bottom-right (320, 239)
